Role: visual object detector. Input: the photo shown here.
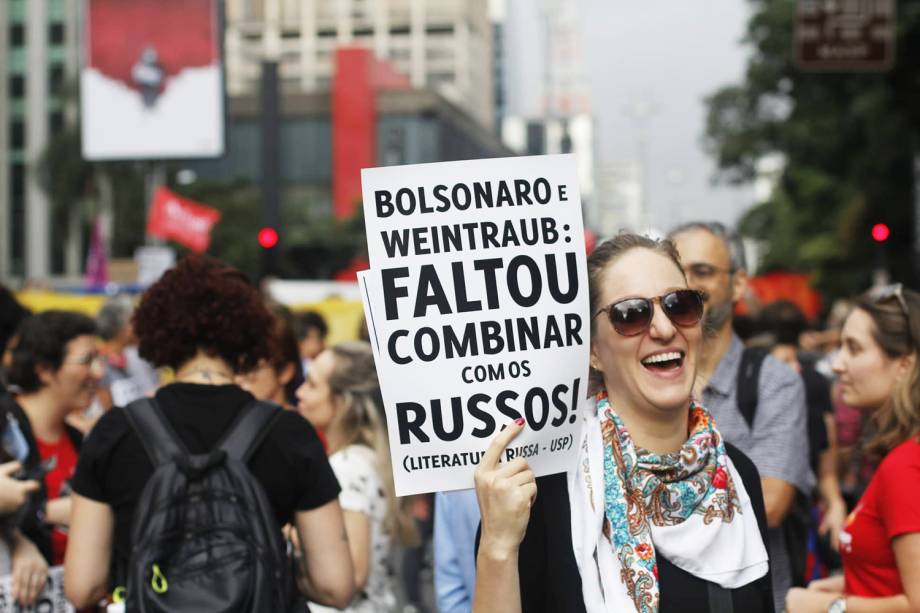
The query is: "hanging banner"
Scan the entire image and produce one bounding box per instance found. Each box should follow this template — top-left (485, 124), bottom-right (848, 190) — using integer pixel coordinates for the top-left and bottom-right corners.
top-left (147, 187), bottom-right (221, 253)
top-left (80, 0), bottom-right (225, 160)
top-left (359, 154), bottom-right (589, 496)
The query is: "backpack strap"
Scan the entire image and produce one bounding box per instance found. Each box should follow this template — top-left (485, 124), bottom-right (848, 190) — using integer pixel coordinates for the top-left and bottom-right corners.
top-left (123, 398), bottom-right (188, 467)
top-left (218, 400), bottom-right (283, 463)
top-left (735, 346), bottom-right (769, 429)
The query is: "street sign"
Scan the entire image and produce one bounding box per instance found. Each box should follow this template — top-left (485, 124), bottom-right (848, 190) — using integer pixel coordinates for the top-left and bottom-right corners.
top-left (795, 0), bottom-right (896, 71)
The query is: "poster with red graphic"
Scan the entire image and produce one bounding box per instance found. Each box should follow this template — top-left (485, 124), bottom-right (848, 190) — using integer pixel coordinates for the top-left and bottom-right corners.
top-left (80, 0), bottom-right (224, 160)
top-left (147, 187), bottom-right (221, 252)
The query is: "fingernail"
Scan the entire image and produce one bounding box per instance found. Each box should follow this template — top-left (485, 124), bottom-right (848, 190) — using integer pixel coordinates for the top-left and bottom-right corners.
top-left (515, 418), bottom-right (525, 426)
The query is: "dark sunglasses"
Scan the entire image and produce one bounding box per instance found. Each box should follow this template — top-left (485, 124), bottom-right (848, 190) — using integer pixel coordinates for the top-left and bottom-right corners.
top-left (874, 283), bottom-right (909, 316)
top-left (594, 289), bottom-right (705, 337)
top-left (873, 283), bottom-right (913, 346)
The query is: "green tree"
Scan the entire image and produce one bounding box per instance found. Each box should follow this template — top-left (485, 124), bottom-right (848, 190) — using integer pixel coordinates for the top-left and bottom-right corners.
top-left (173, 179), bottom-right (368, 281)
top-left (704, 0), bottom-right (920, 301)
top-left (38, 122), bottom-right (146, 260)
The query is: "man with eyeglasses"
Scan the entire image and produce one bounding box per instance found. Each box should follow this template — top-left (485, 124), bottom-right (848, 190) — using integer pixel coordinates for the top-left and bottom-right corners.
top-left (670, 222), bottom-right (814, 612)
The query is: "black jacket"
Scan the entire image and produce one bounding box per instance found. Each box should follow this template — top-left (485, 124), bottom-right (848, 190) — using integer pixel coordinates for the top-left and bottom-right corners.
top-left (511, 443), bottom-right (775, 613)
top-left (0, 390), bottom-right (82, 563)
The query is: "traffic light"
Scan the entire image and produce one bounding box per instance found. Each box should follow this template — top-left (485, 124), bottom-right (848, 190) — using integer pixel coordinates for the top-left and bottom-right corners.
top-left (258, 227), bottom-right (279, 249)
top-left (871, 223), bottom-right (891, 243)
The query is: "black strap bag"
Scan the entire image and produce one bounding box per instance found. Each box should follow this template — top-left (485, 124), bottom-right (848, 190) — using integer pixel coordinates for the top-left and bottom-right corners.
top-left (736, 347), bottom-right (811, 588)
top-left (122, 397), bottom-right (293, 612)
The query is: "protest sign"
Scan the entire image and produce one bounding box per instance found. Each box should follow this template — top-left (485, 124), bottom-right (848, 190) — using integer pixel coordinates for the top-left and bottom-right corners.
top-left (359, 154), bottom-right (589, 496)
top-left (0, 566), bottom-right (73, 612)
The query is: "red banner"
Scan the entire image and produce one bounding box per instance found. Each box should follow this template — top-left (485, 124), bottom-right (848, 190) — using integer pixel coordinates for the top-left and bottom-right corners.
top-left (147, 187), bottom-right (220, 253)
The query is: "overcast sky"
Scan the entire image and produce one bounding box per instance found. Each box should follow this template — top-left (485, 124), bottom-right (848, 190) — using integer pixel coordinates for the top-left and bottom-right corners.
top-left (577, 0), bottom-right (756, 229)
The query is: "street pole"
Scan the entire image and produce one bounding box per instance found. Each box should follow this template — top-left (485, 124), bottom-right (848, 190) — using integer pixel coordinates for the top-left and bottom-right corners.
top-left (144, 161), bottom-right (166, 246)
top-left (260, 60), bottom-right (281, 279)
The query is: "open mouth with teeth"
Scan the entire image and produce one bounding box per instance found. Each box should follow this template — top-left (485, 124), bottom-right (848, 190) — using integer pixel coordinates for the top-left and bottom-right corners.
top-left (640, 351), bottom-right (685, 372)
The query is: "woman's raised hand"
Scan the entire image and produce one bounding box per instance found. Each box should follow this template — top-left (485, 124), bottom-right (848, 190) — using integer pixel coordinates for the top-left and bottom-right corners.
top-left (474, 418), bottom-right (537, 558)
top-left (0, 462), bottom-right (40, 514)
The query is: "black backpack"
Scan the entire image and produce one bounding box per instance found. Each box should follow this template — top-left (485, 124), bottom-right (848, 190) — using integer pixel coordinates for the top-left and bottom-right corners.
top-left (735, 347), bottom-right (811, 588)
top-left (122, 398), bottom-right (294, 612)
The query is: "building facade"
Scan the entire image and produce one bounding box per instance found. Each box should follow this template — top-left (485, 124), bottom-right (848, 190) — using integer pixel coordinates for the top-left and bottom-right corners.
top-left (185, 88), bottom-right (512, 215)
top-left (497, 0), bottom-right (596, 222)
top-left (2, 0), bottom-right (499, 283)
top-left (0, 0), bottom-right (79, 281)
top-left (224, 0), bottom-right (494, 130)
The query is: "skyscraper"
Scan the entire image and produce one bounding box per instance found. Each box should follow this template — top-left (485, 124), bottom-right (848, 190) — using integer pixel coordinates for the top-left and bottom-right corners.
top-left (498, 0), bottom-right (596, 216)
top-left (0, 0), bottom-right (79, 280)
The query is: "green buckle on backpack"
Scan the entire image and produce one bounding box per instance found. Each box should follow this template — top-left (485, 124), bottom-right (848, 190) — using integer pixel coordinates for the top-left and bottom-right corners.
top-left (151, 564), bottom-right (169, 594)
top-left (112, 586), bottom-right (126, 603)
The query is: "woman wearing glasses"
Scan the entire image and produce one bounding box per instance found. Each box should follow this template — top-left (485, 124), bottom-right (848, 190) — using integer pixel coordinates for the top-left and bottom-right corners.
top-left (473, 233), bottom-right (773, 613)
top-left (786, 286), bottom-right (920, 613)
top-left (1, 310), bottom-right (101, 599)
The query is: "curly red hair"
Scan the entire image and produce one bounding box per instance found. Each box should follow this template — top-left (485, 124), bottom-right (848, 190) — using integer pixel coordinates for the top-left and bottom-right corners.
top-left (133, 254), bottom-right (273, 372)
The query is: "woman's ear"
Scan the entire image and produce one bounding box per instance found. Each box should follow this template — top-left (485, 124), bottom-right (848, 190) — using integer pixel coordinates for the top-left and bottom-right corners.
top-left (897, 351), bottom-right (916, 380)
top-left (332, 391), bottom-right (349, 416)
top-left (279, 362), bottom-right (296, 386)
top-left (35, 363), bottom-right (56, 388)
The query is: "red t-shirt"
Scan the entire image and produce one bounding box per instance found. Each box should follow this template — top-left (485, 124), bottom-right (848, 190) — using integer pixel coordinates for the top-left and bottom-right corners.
top-left (35, 434), bottom-right (79, 565)
top-left (840, 438), bottom-right (920, 597)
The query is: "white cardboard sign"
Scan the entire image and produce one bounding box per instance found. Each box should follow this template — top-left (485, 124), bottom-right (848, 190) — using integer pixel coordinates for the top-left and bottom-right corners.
top-left (359, 154), bottom-right (589, 496)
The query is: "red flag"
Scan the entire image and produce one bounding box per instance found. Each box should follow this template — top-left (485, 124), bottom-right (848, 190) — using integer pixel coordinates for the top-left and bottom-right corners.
top-left (147, 187), bottom-right (220, 252)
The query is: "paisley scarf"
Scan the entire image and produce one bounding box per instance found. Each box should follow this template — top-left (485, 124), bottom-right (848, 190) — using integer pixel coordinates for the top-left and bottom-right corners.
top-left (568, 392), bottom-right (769, 613)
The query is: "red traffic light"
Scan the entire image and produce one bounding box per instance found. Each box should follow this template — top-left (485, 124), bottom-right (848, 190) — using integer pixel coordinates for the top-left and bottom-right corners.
top-left (871, 223), bottom-right (890, 243)
top-left (258, 227), bottom-right (279, 249)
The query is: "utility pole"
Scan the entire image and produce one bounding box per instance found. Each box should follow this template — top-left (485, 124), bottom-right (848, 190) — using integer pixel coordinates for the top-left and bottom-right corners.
top-left (260, 60), bottom-right (281, 279)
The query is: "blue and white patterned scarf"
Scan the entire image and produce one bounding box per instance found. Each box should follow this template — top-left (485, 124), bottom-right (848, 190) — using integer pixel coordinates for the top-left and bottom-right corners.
top-left (568, 392), bottom-right (769, 613)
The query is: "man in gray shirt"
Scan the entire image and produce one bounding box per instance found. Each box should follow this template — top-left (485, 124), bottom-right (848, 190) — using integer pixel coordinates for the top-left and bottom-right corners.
top-left (670, 222), bottom-right (814, 612)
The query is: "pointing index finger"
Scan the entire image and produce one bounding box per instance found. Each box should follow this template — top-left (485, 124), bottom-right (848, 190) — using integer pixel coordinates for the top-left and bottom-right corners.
top-left (19, 480), bottom-right (40, 494)
top-left (480, 418), bottom-right (525, 470)
top-left (0, 461), bottom-right (22, 478)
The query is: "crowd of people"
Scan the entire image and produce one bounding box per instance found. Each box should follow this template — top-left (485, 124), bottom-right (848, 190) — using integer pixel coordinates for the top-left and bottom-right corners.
top-left (0, 220), bottom-right (916, 613)
top-left (466, 224), bottom-right (919, 613)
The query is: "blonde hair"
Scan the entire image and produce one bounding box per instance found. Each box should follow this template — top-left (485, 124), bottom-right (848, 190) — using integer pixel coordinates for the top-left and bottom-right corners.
top-left (327, 341), bottom-right (419, 546)
top-left (855, 288), bottom-right (920, 456)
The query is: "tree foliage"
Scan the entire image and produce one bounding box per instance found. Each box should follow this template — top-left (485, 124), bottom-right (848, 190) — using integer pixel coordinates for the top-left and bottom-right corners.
top-left (704, 0), bottom-right (920, 301)
top-left (38, 121), bottom-right (146, 260)
top-left (174, 179), bottom-right (367, 281)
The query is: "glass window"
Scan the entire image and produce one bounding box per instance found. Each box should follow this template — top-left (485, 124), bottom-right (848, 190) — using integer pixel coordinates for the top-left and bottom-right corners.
top-left (9, 24), bottom-right (25, 46)
top-left (49, 23), bottom-right (65, 44)
top-left (9, 75), bottom-right (25, 98)
top-left (10, 162), bottom-right (25, 198)
top-left (50, 111), bottom-right (64, 133)
top-left (49, 64), bottom-right (65, 94)
top-left (427, 24), bottom-right (454, 35)
top-left (9, 120), bottom-right (25, 150)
